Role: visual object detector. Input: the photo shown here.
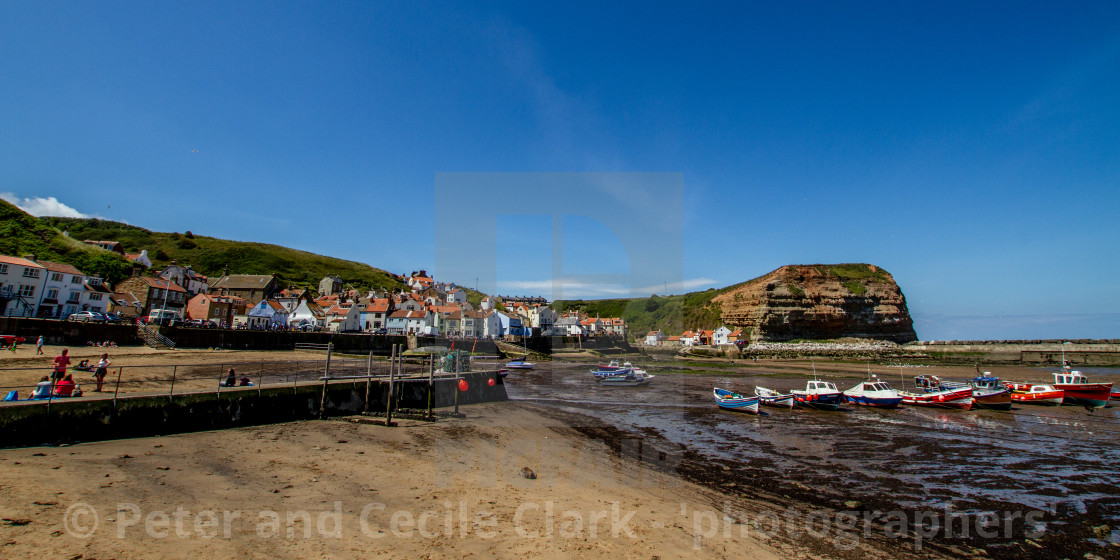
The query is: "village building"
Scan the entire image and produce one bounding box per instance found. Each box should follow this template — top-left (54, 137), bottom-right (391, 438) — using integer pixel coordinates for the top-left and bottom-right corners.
top-left (245, 299), bottom-right (290, 329)
top-left (115, 274), bottom-right (188, 317)
top-left (34, 260), bottom-right (93, 319)
top-left (0, 255), bottom-right (45, 317)
top-left (209, 274), bottom-right (280, 306)
top-left (185, 293), bottom-right (247, 325)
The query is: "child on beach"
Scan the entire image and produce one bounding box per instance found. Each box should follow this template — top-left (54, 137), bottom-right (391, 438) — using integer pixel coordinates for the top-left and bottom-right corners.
top-left (94, 353), bottom-right (110, 392)
top-left (36, 335), bottom-right (44, 355)
top-left (30, 376), bottom-right (51, 399)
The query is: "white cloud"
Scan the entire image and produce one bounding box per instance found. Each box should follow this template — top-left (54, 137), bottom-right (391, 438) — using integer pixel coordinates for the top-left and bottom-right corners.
top-left (0, 193), bottom-right (90, 218)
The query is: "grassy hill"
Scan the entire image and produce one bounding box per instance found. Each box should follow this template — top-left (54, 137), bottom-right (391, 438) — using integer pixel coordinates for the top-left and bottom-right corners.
top-left (0, 199), bottom-right (404, 292)
top-left (0, 200), bottom-right (134, 283)
top-left (553, 286), bottom-right (739, 337)
top-left (40, 216), bottom-right (405, 293)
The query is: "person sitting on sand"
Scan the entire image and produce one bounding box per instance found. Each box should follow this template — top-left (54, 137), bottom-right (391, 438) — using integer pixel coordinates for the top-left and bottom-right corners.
top-left (75, 359), bottom-right (93, 371)
top-left (30, 376), bottom-right (52, 399)
top-left (222, 368), bottom-right (236, 387)
top-left (53, 374), bottom-right (76, 397)
top-left (238, 377), bottom-right (253, 386)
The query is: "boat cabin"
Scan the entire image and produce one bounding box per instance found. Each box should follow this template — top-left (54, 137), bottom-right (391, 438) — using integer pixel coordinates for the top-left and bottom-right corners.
top-left (1054, 371), bottom-right (1089, 385)
top-left (971, 375), bottom-right (1005, 390)
top-left (807, 380), bottom-right (838, 392)
top-left (858, 381), bottom-right (893, 393)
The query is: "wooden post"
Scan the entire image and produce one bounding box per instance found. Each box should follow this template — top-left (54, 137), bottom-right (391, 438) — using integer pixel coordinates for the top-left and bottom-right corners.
top-left (364, 350), bottom-right (374, 413)
top-left (258, 362), bottom-right (264, 397)
top-left (385, 344), bottom-right (396, 426)
top-left (168, 365), bottom-right (178, 402)
top-left (324, 342), bottom-right (333, 379)
top-left (454, 350), bottom-right (461, 416)
top-left (112, 366), bottom-right (124, 409)
top-left (427, 354), bottom-right (434, 420)
top-left (216, 363), bottom-right (224, 398)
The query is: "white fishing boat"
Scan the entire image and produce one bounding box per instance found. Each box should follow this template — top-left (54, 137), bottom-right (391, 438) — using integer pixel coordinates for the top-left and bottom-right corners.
top-left (505, 359), bottom-right (535, 370)
top-left (843, 375), bottom-right (903, 408)
top-left (754, 386), bottom-right (794, 408)
top-left (596, 369), bottom-right (654, 386)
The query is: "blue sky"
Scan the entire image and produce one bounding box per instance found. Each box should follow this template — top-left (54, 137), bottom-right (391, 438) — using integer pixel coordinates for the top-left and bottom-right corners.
top-left (2, 1), bottom-right (1118, 340)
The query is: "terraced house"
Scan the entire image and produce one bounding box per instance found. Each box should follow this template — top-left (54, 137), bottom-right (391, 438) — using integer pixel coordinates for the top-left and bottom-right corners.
top-left (0, 255), bottom-right (45, 317)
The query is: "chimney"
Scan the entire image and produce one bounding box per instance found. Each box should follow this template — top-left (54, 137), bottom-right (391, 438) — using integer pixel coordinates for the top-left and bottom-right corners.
top-left (24, 254), bottom-right (35, 262)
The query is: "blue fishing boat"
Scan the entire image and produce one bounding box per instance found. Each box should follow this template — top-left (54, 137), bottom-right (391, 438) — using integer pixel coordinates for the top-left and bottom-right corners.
top-left (843, 376), bottom-right (903, 408)
top-left (791, 380), bottom-right (843, 411)
top-left (505, 359), bottom-right (535, 370)
top-left (713, 387), bottom-right (761, 414)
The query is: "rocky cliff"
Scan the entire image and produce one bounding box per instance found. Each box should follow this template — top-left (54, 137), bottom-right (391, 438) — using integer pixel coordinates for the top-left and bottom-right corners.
top-left (711, 264), bottom-right (917, 343)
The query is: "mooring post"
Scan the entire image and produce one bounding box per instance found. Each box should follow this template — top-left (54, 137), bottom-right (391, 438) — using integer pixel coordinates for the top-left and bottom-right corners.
top-left (364, 350), bottom-right (374, 413)
top-left (454, 350), bottom-right (461, 416)
top-left (168, 365), bottom-right (178, 402)
top-left (319, 343), bottom-right (333, 419)
top-left (385, 344), bottom-right (396, 426)
top-left (112, 366), bottom-right (124, 410)
top-left (427, 354), bottom-right (434, 420)
top-left (258, 362), bottom-right (264, 397)
top-left (324, 342), bottom-right (333, 379)
top-left (216, 363), bottom-right (224, 398)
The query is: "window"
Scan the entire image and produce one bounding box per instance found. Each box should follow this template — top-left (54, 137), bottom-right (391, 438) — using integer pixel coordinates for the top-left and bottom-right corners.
top-left (0, 264), bottom-right (7, 273)
top-left (52, 272), bottom-right (63, 282)
top-left (67, 292), bottom-right (82, 303)
top-left (46, 289), bottom-right (59, 300)
top-left (71, 275), bottom-right (82, 284)
top-left (89, 293), bottom-right (103, 301)
top-left (19, 285), bottom-right (35, 297)
top-left (22, 268), bottom-right (40, 278)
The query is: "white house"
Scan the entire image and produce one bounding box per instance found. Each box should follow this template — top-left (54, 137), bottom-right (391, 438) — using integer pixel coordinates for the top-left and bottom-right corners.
top-left (645, 330), bottom-right (666, 346)
top-left (481, 311), bottom-right (503, 338)
top-left (324, 304), bottom-right (361, 332)
top-left (446, 289), bottom-right (467, 304)
top-left (387, 310), bottom-right (429, 335)
top-left (713, 326), bottom-right (733, 346)
top-left (360, 299), bottom-right (392, 331)
top-left (246, 299), bottom-right (290, 329)
top-left (0, 255), bottom-right (46, 317)
top-left (480, 296), bottom-right (495, 311)
top-left (528, 306), bottom-right (558, 329)
top-left (289, 300), bottom-right (326, 330)
top-left (35, 260), bottom-right (91, 319)
top-left (157, 264), bottom-right (210, 296)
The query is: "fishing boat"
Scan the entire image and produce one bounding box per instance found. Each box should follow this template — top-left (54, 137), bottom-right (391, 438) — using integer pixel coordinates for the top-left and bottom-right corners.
top-left (842, 375), bottom-right (903, 408)
top-left (590, 361), bottom-right (640, 377)
top-left (754, 386), bottom-right (795, 408)
top-left (713, 388), bottom-right (760, 414)
top-left (898, 375), bottom-right (973, 409)
top-left (1007, 382), bottom-right (1064, 406)
top-left (970, 372), bottom-right (1013, 410)
top-left (596, 369), bottom-right (654, 386)
top-left (505, 359), bottom-right (536, 370)
top-left (1052, 363), bottom-right (1112, 409)
top-left (791, 380), bottom-right (843, 411)
top-left (497, 368), bottom-right (510, 378)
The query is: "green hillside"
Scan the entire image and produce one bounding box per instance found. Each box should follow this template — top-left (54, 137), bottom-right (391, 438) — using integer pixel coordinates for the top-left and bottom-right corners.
top-left (39, 216), bottom-right (405, 292)
top-left (0, 200), bottom-right (133, 283)
top-left (0, 200), bottom-right (404, 292)
top-left (553, 286), bottom-right (736, 337)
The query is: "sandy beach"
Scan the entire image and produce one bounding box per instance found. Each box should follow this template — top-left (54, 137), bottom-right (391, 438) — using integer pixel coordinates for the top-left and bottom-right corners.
top-left (0, 400), bottom-right (814, 559)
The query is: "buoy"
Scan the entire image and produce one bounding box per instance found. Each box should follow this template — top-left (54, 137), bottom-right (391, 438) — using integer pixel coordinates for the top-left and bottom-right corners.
top-left (458, 379), bottom-right (468, 391)
top-left (487, 378), bottom-right (495, 387)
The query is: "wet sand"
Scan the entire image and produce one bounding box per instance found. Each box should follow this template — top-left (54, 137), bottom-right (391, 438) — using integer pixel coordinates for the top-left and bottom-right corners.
top-left (506, 357), bottom-right (1120, 559)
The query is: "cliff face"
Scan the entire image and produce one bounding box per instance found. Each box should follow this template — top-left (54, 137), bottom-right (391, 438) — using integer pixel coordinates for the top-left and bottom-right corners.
top-left (711, 264), bottom-right (917, 343)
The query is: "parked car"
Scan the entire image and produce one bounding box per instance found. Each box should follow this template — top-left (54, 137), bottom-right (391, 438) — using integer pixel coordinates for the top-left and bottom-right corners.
top-left (68, 311), bottom-right (106, 323)
top-left (141, 309), bottom-right (183, 326)
top-left (102, 312), bottom-right (125, 323)
top-left (372, 327), bottom-right (388, 335)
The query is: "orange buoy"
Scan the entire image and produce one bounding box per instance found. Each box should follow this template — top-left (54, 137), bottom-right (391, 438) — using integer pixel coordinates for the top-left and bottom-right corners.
top-left (458, 379), bottom-right (469, 391)
top-left (487, 378), bottom-right (495, 387)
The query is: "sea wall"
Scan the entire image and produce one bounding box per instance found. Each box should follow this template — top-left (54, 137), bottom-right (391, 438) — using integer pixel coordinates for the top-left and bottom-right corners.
top-left (0, 371), bottom-right (507, 448)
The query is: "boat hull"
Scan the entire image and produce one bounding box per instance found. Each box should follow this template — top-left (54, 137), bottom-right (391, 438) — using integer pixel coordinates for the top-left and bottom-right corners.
top-left (1054, 383), bottom-right (1113, 409)
top-left (714, 388), bottom-right (760, 414)
top-left (1011, 392), bottom-right (1063, 405)
top-left (760, 395), bottom-right (794, 408)
top-left (972, 390), bottom-right (1013, 411)
top-left (792, 392), bottom-right (842, 411)
top-left (844, 394), bottom-right (903, 408)
top-left (900, 388), bottom-right (973, 410)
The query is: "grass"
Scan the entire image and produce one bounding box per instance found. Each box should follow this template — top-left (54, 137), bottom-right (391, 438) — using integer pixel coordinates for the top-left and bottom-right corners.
top-left (38, 215), bottom-right (406, 292)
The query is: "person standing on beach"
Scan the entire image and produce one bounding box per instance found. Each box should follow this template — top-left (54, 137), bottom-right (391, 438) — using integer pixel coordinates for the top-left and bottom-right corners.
top-left (51, 348), bottom-right (71, 383)
top-left (36, 336), bottom-right (44, 355)
top-left (94, 352), bottom-right (110, 392)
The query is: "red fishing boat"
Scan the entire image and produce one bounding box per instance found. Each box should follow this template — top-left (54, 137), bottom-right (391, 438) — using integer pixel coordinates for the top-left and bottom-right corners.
top-left (970, 372), bottom-right (1013, 410)
top-left (1007, 382), bottom-right (1064, 406)
top-left (898, 375), bottom-right (973, 410)
top-left (1052, 365), bottom-right (1112, 410)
